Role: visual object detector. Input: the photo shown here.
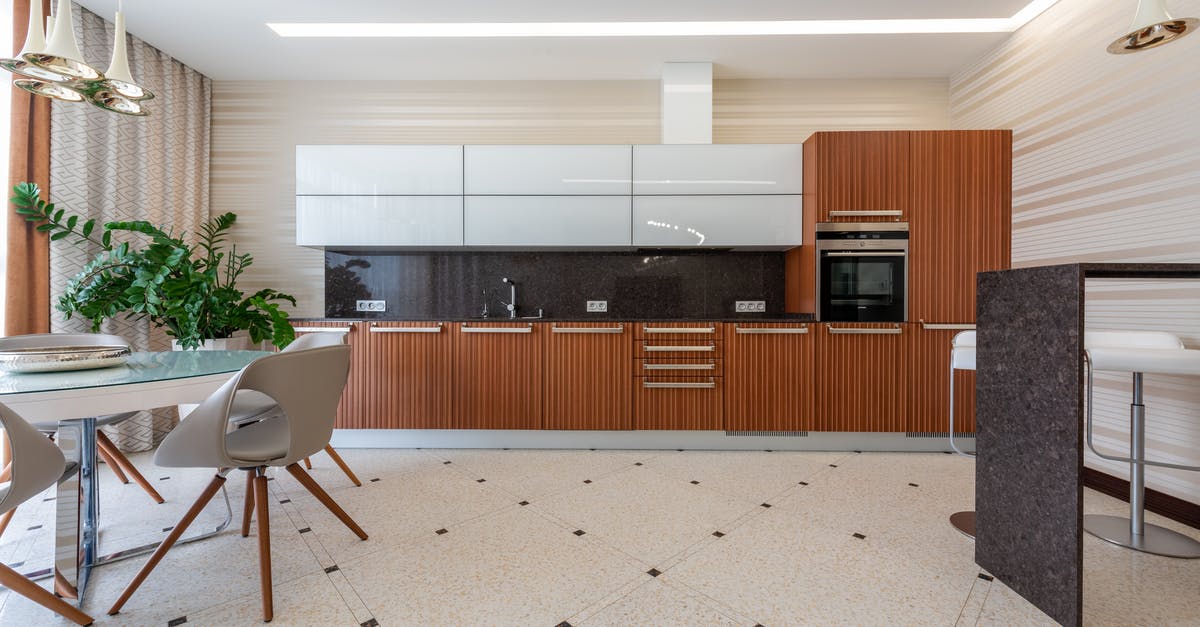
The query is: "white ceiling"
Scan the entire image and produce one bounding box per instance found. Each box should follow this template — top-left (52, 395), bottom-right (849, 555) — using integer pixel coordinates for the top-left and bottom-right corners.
top-left (74, 0), bottom-right (1038, 81)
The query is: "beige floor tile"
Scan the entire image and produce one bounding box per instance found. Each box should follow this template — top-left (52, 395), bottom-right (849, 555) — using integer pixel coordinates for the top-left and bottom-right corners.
top-left (533, 465), bottom-right (762, 568)
top-left (269, 447), bottom-right (444, 496)
top-left (954, 575), bottom-right (991, 626)
top-left (340, 504), bottom-right (645, 625)
top-left (186, 571), bottom-right (360, 626)
top-left (976, 580), bottom-right (1057, 626)
top-left (577, 576), bottom-right (752, 626)
top-left (431, 448), bottom-right (637, 500)
top-left (641, 449), bottom-right (851, 504)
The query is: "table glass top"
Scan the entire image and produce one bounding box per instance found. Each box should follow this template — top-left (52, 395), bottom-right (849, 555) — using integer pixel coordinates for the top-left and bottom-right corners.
top-left (0, 350), bottom-right (269, 395)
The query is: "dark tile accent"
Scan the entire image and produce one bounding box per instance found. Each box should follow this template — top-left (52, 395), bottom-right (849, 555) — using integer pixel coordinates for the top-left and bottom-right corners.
top-left (435, 528), bottom-right (448, 535)
top-left (647, 568), bottom-right (661, 577)
top-left (555, 622), bottom-right (572, 627)
top-left (159, 476), bottom-right (170, 481)
top-left (978, 573), bottom-right (995, 582)
top-left (325, 565), bottom-right (340, 573)
top-left (908, 483), bottom-right (919, 488)
top-left (443, 461), bottom-right (452, 464)
top-left (634, 462), bottom-right (643, 466)
top-left (26, 524), bottom-right (41, 531)
top-left (42, 496), bottom-right (55, 501)
top-left (361, 620), bottom-right (380, 627)
top-left (676, 449), bottom-right (683, 452)
top-left (798, 481), bottom-right (809, 486)
top-left (6, 561), bottom-right (23, 568)
top-left (690, 480), bottom-right (700, 485)
top-left (161, 526), bottom-right (174, 532)
top-left (760, 503), bottom-right (772, 508)
top-left (853, 532), bottom-right (866, 539)
top-left (168, 617), bottom-right (187, 626)
top-left (298, 527), bottom-right (312, 534)
top-left (370, 478), bottom-right (381, 482)
top-left (764, 449), bottom-right (773, 453)
top-left (280, 499), bottom-right (292, 504)
top-left (829, 464), bottom-right (838, 468)
top-left (477, 479), bottom-right (486, 483)
top-left (518, 501), bottom-right (530, 506)
top-left (573, 530), bottom-right (586, 536)
top-left (583, 479), bottom-right (592, 484)
top-left (266, 476), bottom-right (274, 481)
top-left (712, 531), bottom-right (725, 538)
top-left (854, 450), bottom-right (862, 454)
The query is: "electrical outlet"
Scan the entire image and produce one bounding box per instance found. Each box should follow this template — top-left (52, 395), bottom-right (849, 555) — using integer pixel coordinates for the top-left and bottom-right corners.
top-left (735, 300), bottom-right (767, 313)
top-left (586, 300), bottom-right (608, 313)
top-left (356, 300), bottom-right (386, 312)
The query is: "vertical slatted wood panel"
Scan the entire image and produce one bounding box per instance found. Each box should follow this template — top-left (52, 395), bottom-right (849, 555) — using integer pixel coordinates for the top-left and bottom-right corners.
top-left (724, 323), bottom-right (815, 431)
top-left (904, 327), bottom-right (976, 434)
top-left (634, 376), bottom-right (724, 430)
top-left (544, 322), bottom-right (633, 430)
top-left (909, 130), bottom-right (1012, 323)
top-left (362, 321), bottom-right (454, 429)
top-left (785, 139), bottom-right (820, 314)
top-left (290, 321), bottom-right (363, 428)
top-left (815, 323), bottom-right (907, 432)
top-left (813, 131), bottom-right (912, 222)
top-left (451, 322), bottom-right (544, 429)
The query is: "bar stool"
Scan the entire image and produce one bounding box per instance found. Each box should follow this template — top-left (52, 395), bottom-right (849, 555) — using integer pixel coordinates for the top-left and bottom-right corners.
top-left (947, 330), bottom-right (977, 538)
top-left (1084, 330), bottom-right (1200, 558)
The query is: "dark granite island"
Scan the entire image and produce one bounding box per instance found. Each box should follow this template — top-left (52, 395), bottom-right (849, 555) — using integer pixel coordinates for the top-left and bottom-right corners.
top-left (975, 263), bottom-right (1200, 627)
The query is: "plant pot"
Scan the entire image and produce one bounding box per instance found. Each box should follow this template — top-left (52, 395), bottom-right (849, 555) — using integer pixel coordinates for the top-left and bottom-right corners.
top-left (170, 332), bottom-right (256, 352)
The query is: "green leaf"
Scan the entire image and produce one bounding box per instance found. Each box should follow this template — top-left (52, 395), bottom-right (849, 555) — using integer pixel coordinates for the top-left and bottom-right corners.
top-left (35, 223), bottom-right (54, 232)
top-left (102, 230), bottom-right (112, 248)
top-left (50, 231), bottom-right (71, 241)
top-left (82, 219), bottom-right (95, 237)
top-left (66, 215), bottom-right (78, 230)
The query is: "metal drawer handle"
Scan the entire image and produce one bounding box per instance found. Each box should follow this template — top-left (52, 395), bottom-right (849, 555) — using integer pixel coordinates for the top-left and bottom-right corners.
top-left (643, 380), bottom-right (717, 389)
top-left (293, 326), bottom-right (351, 334)
top-left (644, 345), bottom-right (716, 352)
top-left (919, 320), bottom-right (976, 331)
top-left (552, 324), bottom-right (624, 334)
top-left (828, 210), bottom-right (903, 217)
top-left (370, 323), bottom-right (443, 333)
top-left (823, 251), bottom-right (906, 257)
top-left (643, 363), bottom-right (715, 371)
top-left (734, 325), bottom-right (809, 334)
top-left (826, 324), bottom-right (902, 335)
top-left (461, 323), bottom-right (534, 333)
top-left (643, 326), bottom-right (715, 334)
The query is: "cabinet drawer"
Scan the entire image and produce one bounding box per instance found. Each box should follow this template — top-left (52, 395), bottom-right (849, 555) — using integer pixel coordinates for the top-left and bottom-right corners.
top-left (637, 358), bottom-right (723, 376)
top-left (635, 322), bottom-right (722, 340)
top-left (636, 340), bottom-right (722, 359)
top-left (634, 376), bottom-right (724, 430)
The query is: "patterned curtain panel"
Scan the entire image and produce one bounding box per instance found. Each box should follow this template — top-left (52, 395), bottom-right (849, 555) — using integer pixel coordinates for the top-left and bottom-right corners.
top-left (49, 3), bottom-right (212, 452)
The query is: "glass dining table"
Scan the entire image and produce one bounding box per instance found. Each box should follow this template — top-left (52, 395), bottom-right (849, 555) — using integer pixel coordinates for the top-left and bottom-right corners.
top-left (0, 349), bottom-right (268, 604)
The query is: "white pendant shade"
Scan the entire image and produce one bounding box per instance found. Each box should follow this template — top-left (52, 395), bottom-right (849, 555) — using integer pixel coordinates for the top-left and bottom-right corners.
top-left (24, 0), bottom-right (103, 79)
top-left (99, 12), bottom-right (153, 101)
top-left (1108, 0), bottom-right (1198, 53)
top-left (0, 1), bottom-right (71, 82)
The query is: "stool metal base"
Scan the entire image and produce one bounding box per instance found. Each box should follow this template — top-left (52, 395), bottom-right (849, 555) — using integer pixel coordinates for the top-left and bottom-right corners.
top-left (950, 511), bottom-right (976, 539)
top-left (1084, 514), bottom-right (1200, 558)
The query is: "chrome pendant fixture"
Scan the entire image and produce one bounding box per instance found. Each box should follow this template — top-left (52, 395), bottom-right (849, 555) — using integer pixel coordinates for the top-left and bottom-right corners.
top-left (0, 2), bottom-right (74, 85)
top-left (87, 9), bottom-right (153, 116)
top-left (23, 0), bottom-right (103, 80)
top-left (1108, 0), bottom-right (1198, 54)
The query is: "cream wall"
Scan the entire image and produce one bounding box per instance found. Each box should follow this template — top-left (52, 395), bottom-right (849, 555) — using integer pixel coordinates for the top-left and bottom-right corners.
top-left (951, 0), bottom-right (1200, 501)
top-left (210, 78), bottom-right (949, 318)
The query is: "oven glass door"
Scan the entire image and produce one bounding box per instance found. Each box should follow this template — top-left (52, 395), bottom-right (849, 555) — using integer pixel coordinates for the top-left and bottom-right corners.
top-left (820, 252), bottom-right (906, 322)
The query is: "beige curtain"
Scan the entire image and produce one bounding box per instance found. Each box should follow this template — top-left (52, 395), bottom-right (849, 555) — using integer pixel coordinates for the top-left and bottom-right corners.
top-left (49, 3), bottom-right (211, 452)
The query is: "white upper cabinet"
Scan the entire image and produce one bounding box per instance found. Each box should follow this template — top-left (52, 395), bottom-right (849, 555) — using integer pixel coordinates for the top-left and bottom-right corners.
top-left (632, 144), bottom-right (803, 195)
top-left (464, 145), bottom-right (632, 195)
top-left (465, 196), bottom-right (631, 247)
top-left (296, 145), bottom-right (464, 195)
top-left (296, 196), bottom-right (463, 247)
top-left (632, 195), bottom-right (803, 249)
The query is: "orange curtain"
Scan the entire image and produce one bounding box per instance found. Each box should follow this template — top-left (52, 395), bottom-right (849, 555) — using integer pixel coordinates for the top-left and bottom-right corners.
top-left (4, 0), bottom-right (52, 336)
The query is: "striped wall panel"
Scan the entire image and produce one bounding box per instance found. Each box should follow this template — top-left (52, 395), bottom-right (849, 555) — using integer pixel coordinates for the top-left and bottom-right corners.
top-left (950, 0), bottom-right (1200, 502)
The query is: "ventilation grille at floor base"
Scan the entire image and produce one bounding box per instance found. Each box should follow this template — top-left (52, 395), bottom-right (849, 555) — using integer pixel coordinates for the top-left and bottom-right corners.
top-left (905, 432), bottom-right (976, 438)
top-left (724, 431), bottom-right (809, 437)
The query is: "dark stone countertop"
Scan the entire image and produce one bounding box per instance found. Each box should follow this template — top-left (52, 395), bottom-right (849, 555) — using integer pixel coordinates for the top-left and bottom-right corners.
top-left (293, 313), bottom-right (816, 323)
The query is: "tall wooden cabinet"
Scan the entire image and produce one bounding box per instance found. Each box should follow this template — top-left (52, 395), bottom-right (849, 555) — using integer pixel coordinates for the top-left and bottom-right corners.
top-left (544, 322), bottom-right (632, 430)
top-left (450, 322), bottom-right (544, 429)
top-left (814, 323), bottom-right (908, 432)
top-left (806, 131), bottom-right (912, 222)
top-left (905, 325), bottom-right (976, 434)
top-left (723, 322), bottom-right (814, 431)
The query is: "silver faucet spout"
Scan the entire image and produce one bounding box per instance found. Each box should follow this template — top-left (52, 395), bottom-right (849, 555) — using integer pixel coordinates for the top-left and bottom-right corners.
top-left (501, 277), bottom-right (518, 318)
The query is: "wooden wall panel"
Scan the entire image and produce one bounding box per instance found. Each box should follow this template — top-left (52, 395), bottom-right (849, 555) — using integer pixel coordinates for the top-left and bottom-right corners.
top-left (634, 376), bottom-right (723, 430)
top-left (905, 327), bottom-right (976, 434)
top-left (362, 321), bottom-right (454, 429)
top-left (724, 323), bottom-right (815, 431)
top-left (815, 323), bottom-right (907, 432)
top-left (544, 322), bottom-right (632, 430)
top-left (290, 321), bottom-right (365, 428)
top-left (451, 322), bottom-right (544, 429)
top-left (785, 139), bottom-right (819, 314)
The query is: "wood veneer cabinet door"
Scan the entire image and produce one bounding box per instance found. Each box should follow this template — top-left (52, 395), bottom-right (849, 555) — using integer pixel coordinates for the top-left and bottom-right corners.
top-left (634, 376), bottom-right (723, 430)
top-left (544, 322), bottom-right (632, 430)
top-left (290, 321), bottom-right (363, 428)
top-left (814, 323), bottom-right (906, 432)
top-left (905, 326), bottom-right (976, 434)
top-left (451, 322), bottom-right (544, 429)
top-left (908, 130), bottom-right (1012, 323)
top-left (359, 321), bottom-right (453, 429)
top-left (724, 323), bottom-right (814, 431)
top-left (808, 131), bottom-right (912, 222)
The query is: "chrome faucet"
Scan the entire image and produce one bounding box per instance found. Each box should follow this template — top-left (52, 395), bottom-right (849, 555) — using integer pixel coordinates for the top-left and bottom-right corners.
top-left (499, 277), bottom-right (518, 319)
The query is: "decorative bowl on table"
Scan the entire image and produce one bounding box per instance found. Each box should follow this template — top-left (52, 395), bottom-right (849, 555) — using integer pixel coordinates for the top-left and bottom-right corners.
top-left (0, 345), bottom-right (132, 373)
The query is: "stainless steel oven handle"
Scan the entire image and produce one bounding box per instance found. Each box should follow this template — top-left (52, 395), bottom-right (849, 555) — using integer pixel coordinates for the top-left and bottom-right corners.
top-left (826, 324), bottom-right (902, 335)
top-left (822, 251), bottom-right (907, 257)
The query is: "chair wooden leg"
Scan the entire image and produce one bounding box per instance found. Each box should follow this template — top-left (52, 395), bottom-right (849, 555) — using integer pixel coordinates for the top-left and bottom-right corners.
top-left (322, 445), bottom-right (362, 487)
top-left (241, 469), bottom-right (255, 538)
top-left (0, 508), bottom-right (15, 540)
top-left (108, 474), bottom-right (227, 616)
top-left (0, 460), bottom-right (12, 483)
top-left (284, 463), bottom-right (368, 540)
top-left (254, 469), bottom-right (273, 622)
top-left (303, 456), bottom-right (312, 470)
top-left (96, 439), bottom-right (130, 484)
top-left (95, 431), bottom-right (165, 504)
top-left (0, 562), bottom-right (93, 625)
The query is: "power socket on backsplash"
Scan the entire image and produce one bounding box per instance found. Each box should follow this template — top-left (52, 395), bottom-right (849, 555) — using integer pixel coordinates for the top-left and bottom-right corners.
top-left (735, 300), bottom-right (767, 313)
top-left (586, 300), bottom-right (608, 313)
top-left (356, 300), bottom-right (386, 312)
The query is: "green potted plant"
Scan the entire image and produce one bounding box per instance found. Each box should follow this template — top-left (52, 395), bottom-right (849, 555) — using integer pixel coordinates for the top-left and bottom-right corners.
top-left (11, 182), bottom-right (296, 350)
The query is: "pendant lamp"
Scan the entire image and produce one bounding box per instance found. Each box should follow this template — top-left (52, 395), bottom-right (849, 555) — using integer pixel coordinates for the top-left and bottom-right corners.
top-left (0, 2), bottom-right (72, 84)
top-left (1108, 0), bottom-right (1198, 53)
top-left (23, 0), bottom-right (103, 80)
top-left (88, 9), bottom-right (153, 116)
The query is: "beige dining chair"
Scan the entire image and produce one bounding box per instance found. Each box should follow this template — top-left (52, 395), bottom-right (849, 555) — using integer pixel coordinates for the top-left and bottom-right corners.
top-left (0, 401), bottom-right (95, 625)
top-left (108, 344), bottom-right (367, 622)
top-left (0, 333), bottom-right (164, 539)
top-left (229, 331), bottom-right (362, 487)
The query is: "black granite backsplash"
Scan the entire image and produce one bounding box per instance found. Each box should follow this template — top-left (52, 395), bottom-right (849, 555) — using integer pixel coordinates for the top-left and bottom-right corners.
top-left (325, 250), bottom-right (786, 320)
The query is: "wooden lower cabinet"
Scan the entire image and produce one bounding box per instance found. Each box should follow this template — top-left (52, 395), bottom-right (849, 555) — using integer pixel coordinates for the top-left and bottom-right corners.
top-left (815, 323), bottom-right (907, 432)
top-left (544, 322), bottom-right (632, 430)
top-left (724, 322), bottom-right (814, 431)
top-left (361, 321), bottom-right (454, 429)
top-left (634, 376), bottom-right (723, 430)
top-left (290, 321), bottom-right (363, 428)
top-left (905, 326), bottom-right (976, 434)
top-left (450, 322), bottom-right (544, 429)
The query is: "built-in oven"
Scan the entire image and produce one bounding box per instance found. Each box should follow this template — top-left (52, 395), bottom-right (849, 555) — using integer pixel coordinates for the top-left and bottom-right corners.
top-left (816, 222), bottom-right (909, 322)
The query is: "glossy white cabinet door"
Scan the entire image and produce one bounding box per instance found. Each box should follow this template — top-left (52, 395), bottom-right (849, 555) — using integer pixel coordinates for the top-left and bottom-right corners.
top-left (296, 196), bottom-right (464, 247)
top-left (464, 145), bottom-right (632, 195)
top-left (296, 145), bottom-right (464, 195)
top-left (632, 195), bottom-right (803, 248)
top-left (632, 144), bottom-right (803, 195)
top-left (464, 196), bottom-right (631, 246)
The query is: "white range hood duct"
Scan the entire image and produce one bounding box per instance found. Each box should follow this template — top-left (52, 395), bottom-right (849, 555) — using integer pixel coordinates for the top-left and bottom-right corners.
top-left (661, 62), bottom-right (712, 144)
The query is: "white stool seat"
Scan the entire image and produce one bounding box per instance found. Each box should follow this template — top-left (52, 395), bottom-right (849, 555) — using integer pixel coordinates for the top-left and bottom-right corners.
top-left (1087, 347), bottom-right (1200, 376)
top-left (952, 331), bottom-right (976, 371)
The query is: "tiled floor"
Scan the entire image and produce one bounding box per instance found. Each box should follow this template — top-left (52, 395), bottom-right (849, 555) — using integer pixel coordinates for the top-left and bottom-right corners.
top-left (1, 448), bottom-right (1199, 626)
